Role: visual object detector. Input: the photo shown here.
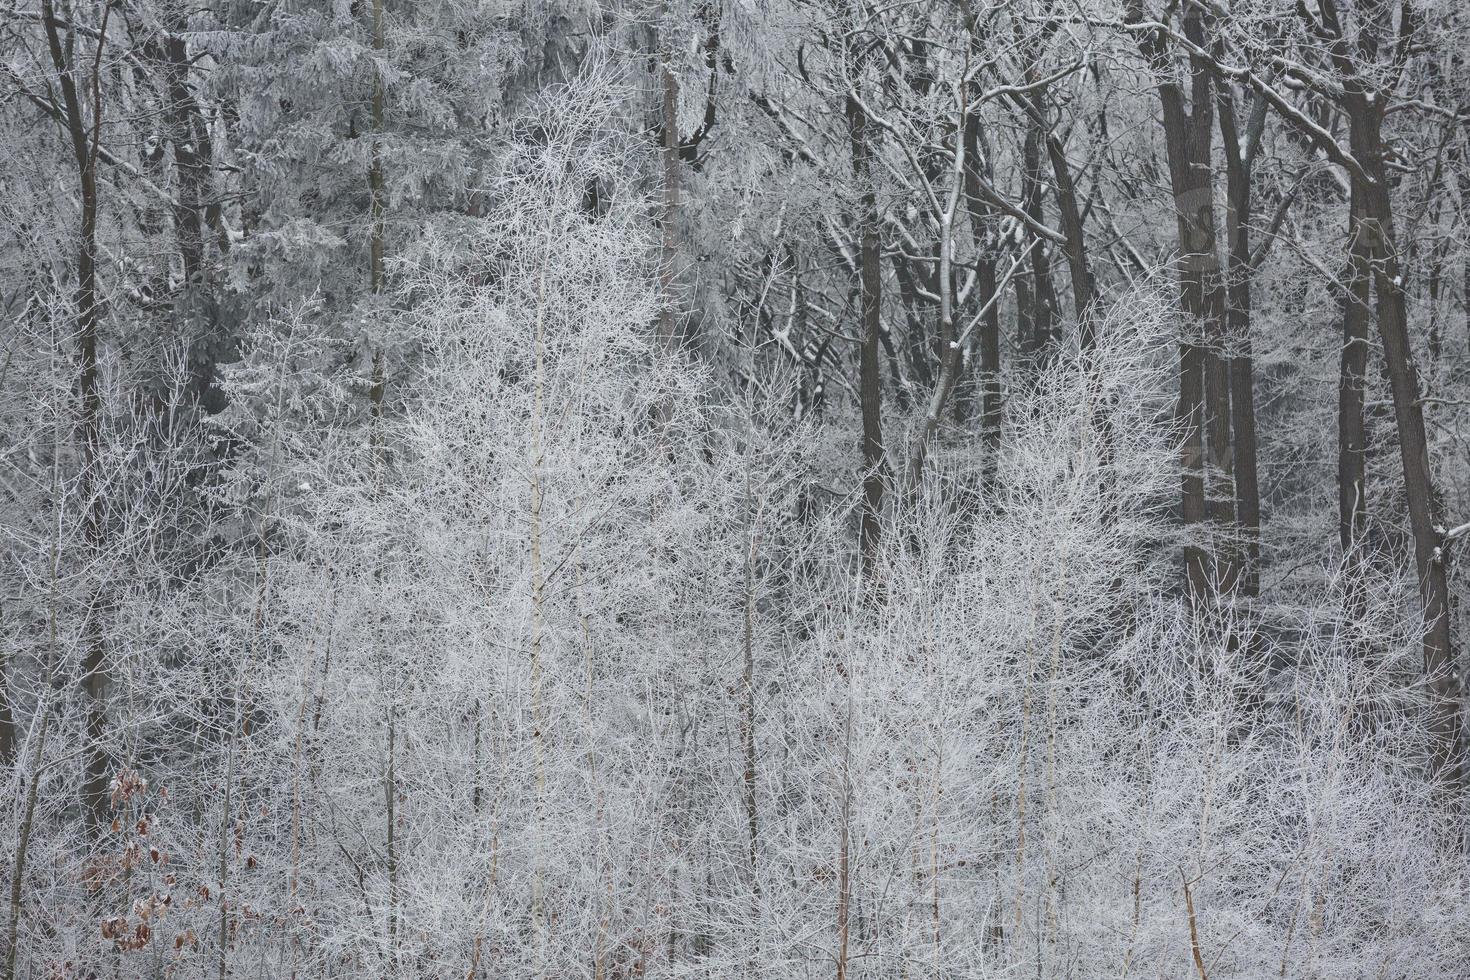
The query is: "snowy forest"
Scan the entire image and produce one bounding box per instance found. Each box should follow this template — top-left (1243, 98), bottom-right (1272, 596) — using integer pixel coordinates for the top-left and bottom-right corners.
top-left (2, 0), bottom-right (1470, 975)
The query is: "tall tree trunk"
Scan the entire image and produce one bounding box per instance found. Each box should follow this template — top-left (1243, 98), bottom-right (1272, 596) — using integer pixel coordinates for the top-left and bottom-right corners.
top-left (1461, 164), bottom-right (1470, 357)
top-left (1338, 195), bottom-right (1372, 556)
top-left (528, 262), bottom-right (550, 964)
top-left (1426, 238), bottom-right (1443, 367)
top-left (366, 0), bottom-right (401, 961)
top-left (834, 690), bottom-right (853, 980)
top-left (368, 0), bottom-right (386, 297)
top-left (160, 18), bottom-right (222, 411)
top-left (1353, 105), bottom-right (1465, 798)
top-left (1004, 87), bottom-right (1095, 334)
top-left (1129, 2), bottom-right (1232, 600)
top-left (847, 91), bottom-right (884, 580)
top-left (41, 0), bottom-right (112, 834)
top-left (740, 478), bottom-right (761, 972)
top-left (1201, 309), bottom-right (1236, 594)
top-left (961, 112), bottom-right (1001, 485)
top-left (1019, 113), bottom-right (1057, 367)
top-left (4, 704), bottom-right (51, 980)
top-left (1043, 131), bottom-right (1095, 331)
top-left (0, 606), bottom-right (13, 766)
top-left (660, 54), bottom-right (682, 351)
top-left (1217, 86), bottom-right (1263, 597)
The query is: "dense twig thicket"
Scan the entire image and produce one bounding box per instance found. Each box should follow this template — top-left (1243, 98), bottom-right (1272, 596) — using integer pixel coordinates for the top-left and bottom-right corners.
top-left (2, 0), bottom-right (1468, 976)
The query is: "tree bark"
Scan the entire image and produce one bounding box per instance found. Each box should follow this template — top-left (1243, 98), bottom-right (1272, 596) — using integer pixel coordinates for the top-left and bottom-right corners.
top-left (740, 480), bottom-right (761, 964)
top-left (659, 55), bottom-right (683, 351)
top-left (1352, 103), bottom-right (1464, 796)
top-left (1216, 85), bottom-right (1263, 596)
top-left (1338, 195), bottom-right (1372, 556)
top-left (0, 606), bottom-right (12, 765)
top-left (847, 91), bottom-right (885, 580)
top-left (4, 705), bottom-right (51, 980)
top-left (1128, 1), bottom-right (1233, 600)
top-left (1044, 131), bottom-right (1096, 332)
top-left (41, 0), bottom-right (112, 834)
top-left (961, 112), bottom-right (1002, 485)
top-left (1019, 112), bottom-right (1058, 367)
top-left (1460, 164), bottom-right (1470, 357)
top-left (368, 0), bottom-right (386, 297)
top-left (159, 19), bottom-right (223, 411)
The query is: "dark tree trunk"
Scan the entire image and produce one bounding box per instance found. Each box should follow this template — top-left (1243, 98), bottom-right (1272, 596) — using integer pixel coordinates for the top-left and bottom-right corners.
top-left (1352, 103), bottom-right (1464, 797)
top-left (1044, 132), bottom-right (1096, 332)
top-left (659, 59), bottom-right (682, 351)
top-left (1426, 238), bottom-right (1443, 367)
top-left (1004, 88), bottom-right (1096, 339)
top-left (41, 0), bottom-right (111, 834)
top-left (0, 607), bottom-right (12, 765)
top-left (1339, 195), bottom-right (1372, 556)
top-left (1217, 86), bottom-right (1264, 597)
top-left (961, 111), bottom-right (1002, 485)
top-left (1020, 114), bottom-right (1058, 367)
top-left (159, 23), bottom-right (224, 411)
top-left (1130, 2), bottom-right (1232, 600)
top-left (847, 92), bottom-right (885, 579)
top-left (1009, 85), bottom-right (1112, 470)
top-left (1461, 164), bottom-right (1470, 357)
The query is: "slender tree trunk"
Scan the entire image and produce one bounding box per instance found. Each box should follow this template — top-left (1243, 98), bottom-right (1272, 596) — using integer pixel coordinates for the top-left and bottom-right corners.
top-left (368, 0), bottom-right (386, 296)
top-left (4, 705), bottom-right (51, 980)
top-left (216, 739), bottom-right (236, 980)
top-left (975, 259), bottom-right (1001, 472)
top-left (162, 37), bottom-right (202, 280)
top-left (834, 692), bottom-right (853, 980)
top-left (0, 607), bottom-right (13, 766)
top-left (41, 0), bottom-right (112, 834)
top-left (961, 113), bottom-right (1001, 484)
top-left (384, 698), bottom-right (399, 961)
top-left (1217, 87), bottom-right (1263, 596)
top-left (1201, 308), bottom-right (1236, 594)
top-left (528, 261), bottom-right (550, 965)
top-left (1460, 165), bottom-right (1470, 357)
top-left (1019, 113), bottom-right (1057, 366)
top-left (1427, 239), bottom-right (1443, 366)
top-left (1043, 130), bottom-right (1095, 331)
top-left (366, 0), bottom-right (400, 961)
top-left (1003, 86), bottom-right (1094, 335)
top-left (740, 479), bottom-right (761, 973)
top-left (7, 487), bottom-right (69, 980)
top-left (1174, 272), bottom-right (1210, 601)
top-left (905, 251), bottom-right (1027, 495)
top-left (846, 90), bottom-right (884, 580)
top-left (1338, 196), bottom-right (1372, 556)
top-left (659, 54), bottom-right (682, 351)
